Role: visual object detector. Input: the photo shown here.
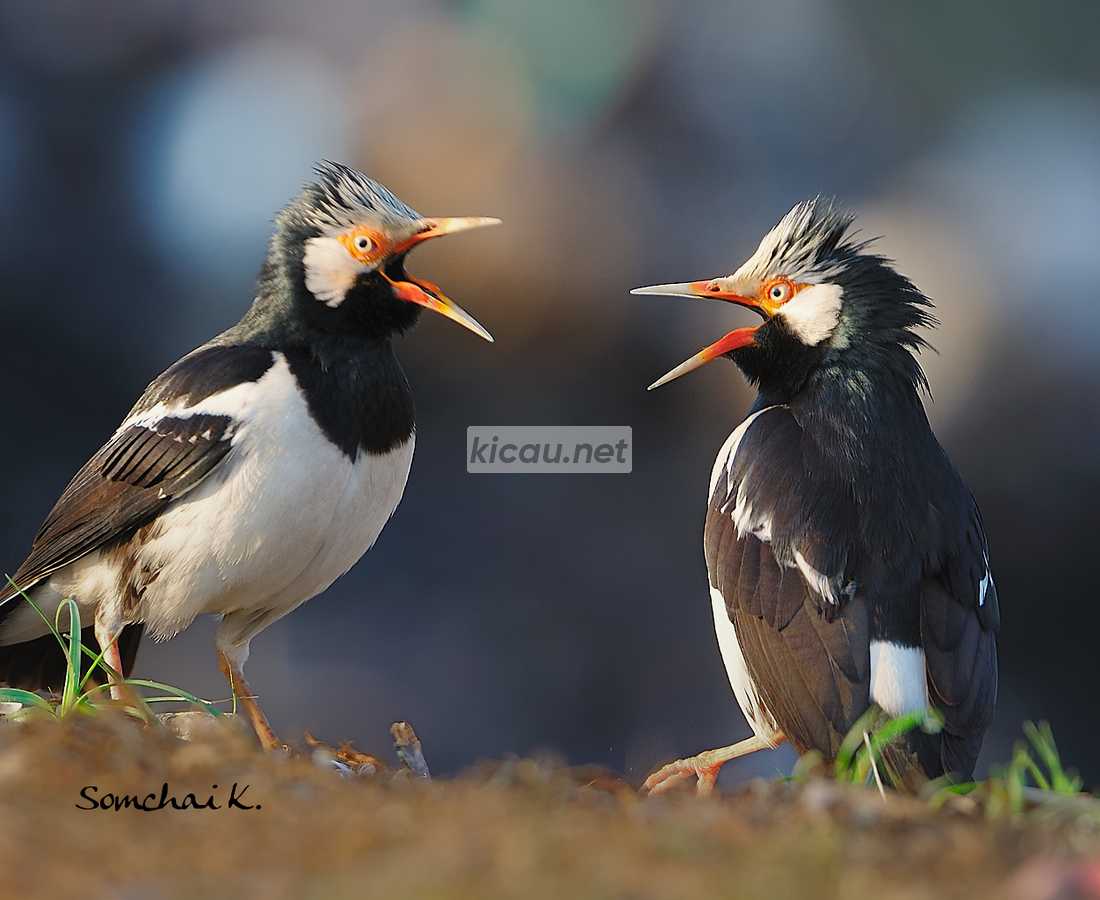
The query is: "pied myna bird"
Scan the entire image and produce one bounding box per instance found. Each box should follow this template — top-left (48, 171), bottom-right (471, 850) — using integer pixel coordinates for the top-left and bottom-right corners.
top-left (0, 161), bottom-right (498, 748)
top-left (634, 200), bottom-right (998, 793)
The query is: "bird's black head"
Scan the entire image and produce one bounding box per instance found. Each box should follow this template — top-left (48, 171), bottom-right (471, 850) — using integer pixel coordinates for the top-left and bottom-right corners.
top-left (252, 161), bottom-right (499, 344)
top-left (633, 199), bottom-right (937, 402)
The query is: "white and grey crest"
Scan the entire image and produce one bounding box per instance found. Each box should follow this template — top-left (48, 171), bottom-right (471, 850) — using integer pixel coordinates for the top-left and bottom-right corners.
top-left (306, 160), bottom-right (421, 230)
top-left (731, 197), bottom-right (862, 286)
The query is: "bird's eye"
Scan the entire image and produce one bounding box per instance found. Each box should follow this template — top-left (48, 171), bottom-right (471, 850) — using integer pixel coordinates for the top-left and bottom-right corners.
top-left (338, 230), bottom-right (384, 263)
top-left (767, 281), bottom-right (792, 303)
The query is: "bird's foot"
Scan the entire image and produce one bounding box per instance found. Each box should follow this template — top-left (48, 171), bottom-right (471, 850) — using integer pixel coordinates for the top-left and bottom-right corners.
top-left (642, 752), bottom-right (724, 797)
top-left (247, 714), bottom-right (289, 753)
top-left (641, 733), bottom-right (785, 797)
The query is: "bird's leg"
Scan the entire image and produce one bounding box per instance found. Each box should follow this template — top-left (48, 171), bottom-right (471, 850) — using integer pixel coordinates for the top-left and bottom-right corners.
top-left (215, 612), bottom-right (291, 751)
top-left (93, 610), bottom-right (130, 703)
top-left (216, 648), bottom-right (282, 751)
top-left (642, 733), bottom-right (786, 797)
top-left (213, 611), bottom-right (373, 764)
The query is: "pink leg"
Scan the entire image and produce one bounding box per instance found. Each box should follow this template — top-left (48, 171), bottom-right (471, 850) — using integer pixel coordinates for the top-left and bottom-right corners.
top-left (93, 614), bottom-right (127, 702)
top-left (643, 733), bottom-right (786, 797)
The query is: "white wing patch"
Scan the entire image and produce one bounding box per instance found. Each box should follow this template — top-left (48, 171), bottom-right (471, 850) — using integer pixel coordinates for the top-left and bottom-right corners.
top-left (710, 586), bottom-right (782, 743)
top-left (794, 550), bottom-right (842, 605)
top-left (978, 551), bottom-right (993, 607)
top-left (712, 408), bottom-right (780, 542)
top-left (870, 641), bottom-right (928, 715)
top-left (733, 491), bottom-right (773, 543)
top-left (709, 407), bottom-right (778, 499)
top-left (121, 355), bottom-right (284, 434)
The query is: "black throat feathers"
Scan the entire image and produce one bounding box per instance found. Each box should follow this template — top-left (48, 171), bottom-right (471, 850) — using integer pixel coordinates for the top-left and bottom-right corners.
top-left (283, 336), bottom-right (416, 461)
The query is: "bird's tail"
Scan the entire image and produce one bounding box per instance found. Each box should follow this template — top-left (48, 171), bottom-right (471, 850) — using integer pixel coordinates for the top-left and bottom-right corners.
top-left (0, 625), bottom-right (144, 693)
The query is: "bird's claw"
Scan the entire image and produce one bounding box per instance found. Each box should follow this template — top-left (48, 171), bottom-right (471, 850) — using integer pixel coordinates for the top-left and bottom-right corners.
top-left (642, 756), bottom-right (719, 797)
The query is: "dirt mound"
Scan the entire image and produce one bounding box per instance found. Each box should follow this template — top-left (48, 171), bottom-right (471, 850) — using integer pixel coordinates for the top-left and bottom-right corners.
top-left (0, 713), bottom-right (1094, 899)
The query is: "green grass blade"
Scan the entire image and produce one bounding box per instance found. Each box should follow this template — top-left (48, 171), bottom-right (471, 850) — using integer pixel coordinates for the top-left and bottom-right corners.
top-left (836, 707), bottom-right (944, 785)
top-left (77, 642), bottom-right (111, 693)
top-left (78, 643), bottom-right (120, 681)
top-left (1023, 721), bottom-right (1082, 794)
top-left (927, 779), bottom-right (979, 808)
top-left (1019, 751), bottom-right (1052, 792)
top-left (119, 679), bottom-right (223, 717)
top-left (834, 707), bottom-right (881, 780)
top-left (77, 682), bottom-right (157, 723)
top-left (869, 708), bottom-right (942, 753)
top-left (56, 598), bottom-right (82, 715)
top-left (0, 688), bottom-right (55, 712)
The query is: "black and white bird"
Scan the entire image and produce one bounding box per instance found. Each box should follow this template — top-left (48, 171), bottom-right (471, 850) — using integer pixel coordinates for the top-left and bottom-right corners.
top-left (0, 161), bottom-right (498, 748)
top-left (634, 200), bottom-right (998, 793)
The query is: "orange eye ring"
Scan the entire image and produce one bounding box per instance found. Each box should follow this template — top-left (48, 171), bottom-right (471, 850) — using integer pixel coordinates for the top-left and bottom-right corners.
top-left (763, 277), bottom-right (795, 306)
top-left (339, 229), bottom-right (386, 263)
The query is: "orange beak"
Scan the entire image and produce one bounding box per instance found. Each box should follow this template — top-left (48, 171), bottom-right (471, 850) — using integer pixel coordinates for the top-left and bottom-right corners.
top-left (631, 278), bottom-right (773, 390)
top-left (644, 326), bottom-right (758, 390)
top-left (386, 216), bottom-right (501, 342)
top-left (395, 216), bottom-right (503, 253)
top-left (630, 279), bottom-right (781, 318)
top-left (381, 269), bottom-right (494, 343)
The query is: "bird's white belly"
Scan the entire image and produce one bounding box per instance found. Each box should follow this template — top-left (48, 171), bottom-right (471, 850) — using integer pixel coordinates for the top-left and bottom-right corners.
top-left (131, 435), bottom-right (413, 640)
top-left (27, 355), bottom-right (414, 642)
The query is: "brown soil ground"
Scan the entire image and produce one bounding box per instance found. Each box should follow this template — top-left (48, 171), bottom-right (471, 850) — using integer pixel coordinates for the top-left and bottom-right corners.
top-left (1, 712), bottom-right (1096, 900)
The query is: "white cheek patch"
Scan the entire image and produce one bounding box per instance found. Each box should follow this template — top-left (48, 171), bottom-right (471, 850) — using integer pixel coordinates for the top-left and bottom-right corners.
top-left (778, 283), bottom-right (843, 345)
top-left (303, 236), bottom-right (366, 308)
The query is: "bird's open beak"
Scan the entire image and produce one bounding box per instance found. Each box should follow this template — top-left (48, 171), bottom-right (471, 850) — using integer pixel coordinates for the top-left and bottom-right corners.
top-left (386, 216), bottom-right (502, 343)
top-left (645, 326), bottom-right (758, 390)
top-left (630, 280), bottom-right (780, 318)
top-left (381, 270), bottom-right (494, 343)
top-left (631, 279), bottom-right (772, 390)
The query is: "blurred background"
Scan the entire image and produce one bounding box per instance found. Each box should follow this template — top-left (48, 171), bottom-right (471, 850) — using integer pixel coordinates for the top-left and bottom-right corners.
top-left (1, 0), bottom-right (1098, 787)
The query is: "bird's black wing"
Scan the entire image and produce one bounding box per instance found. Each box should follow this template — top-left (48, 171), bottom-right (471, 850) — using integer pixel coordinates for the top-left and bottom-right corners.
top-left (705, 406), bottom-right (871, 759)
top-left (1, 344), bottom-right (275, 606)
top-left (919, 498), bottom-right (999, 777)
top-left (1, 413), bottom-right (235, 605)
